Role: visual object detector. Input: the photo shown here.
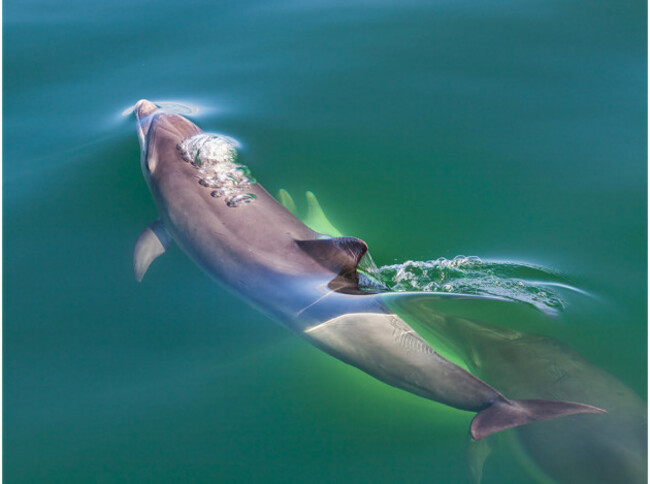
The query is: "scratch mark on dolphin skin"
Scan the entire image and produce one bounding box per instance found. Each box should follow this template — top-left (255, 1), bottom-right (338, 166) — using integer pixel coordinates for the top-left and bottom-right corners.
top-left (387, 316), bottom-right (435, 355)
top-left (296, 290), bottom-right (338, 320)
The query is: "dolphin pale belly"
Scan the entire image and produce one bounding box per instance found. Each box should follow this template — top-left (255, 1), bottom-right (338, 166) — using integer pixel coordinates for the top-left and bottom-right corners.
top-left (131, 99), bottom-right (604, 441)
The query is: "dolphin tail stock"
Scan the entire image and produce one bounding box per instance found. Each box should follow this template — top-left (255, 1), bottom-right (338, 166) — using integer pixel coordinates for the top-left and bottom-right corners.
top-left (470, 398), bottom-right (607, 441)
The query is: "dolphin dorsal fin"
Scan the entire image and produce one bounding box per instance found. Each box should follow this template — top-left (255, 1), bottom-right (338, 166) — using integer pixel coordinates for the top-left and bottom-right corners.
top-left (295, 236), bottom-right (368, 280)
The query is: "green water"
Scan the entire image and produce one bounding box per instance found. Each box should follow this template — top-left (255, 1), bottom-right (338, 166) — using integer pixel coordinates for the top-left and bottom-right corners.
top-left (4, 1), bottom-right (646, 483)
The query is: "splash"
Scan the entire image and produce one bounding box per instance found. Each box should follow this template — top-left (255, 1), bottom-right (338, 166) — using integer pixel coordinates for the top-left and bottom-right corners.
top-left (361, 255), bottom-right (580, 316)
top-left (177, 134), bottom-right (257, 208)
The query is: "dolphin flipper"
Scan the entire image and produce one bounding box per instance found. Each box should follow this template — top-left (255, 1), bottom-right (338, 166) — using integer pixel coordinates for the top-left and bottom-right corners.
top-left (304, 191), bottom-right (343, 237)
top-left (467, 436), bottom-right (493, 484)
top-left (278, 189), bottom-right (344, 237)
top-left (133, 219), bottom-right (173, 282)
top-left (277, 189), bottom-right (297, 216)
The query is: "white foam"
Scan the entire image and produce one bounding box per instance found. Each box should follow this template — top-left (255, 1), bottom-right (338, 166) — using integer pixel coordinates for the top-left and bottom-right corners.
top-left (177, 134), bottom-right (256, 208)
top-left (364, 257), bottom-right (581, 316)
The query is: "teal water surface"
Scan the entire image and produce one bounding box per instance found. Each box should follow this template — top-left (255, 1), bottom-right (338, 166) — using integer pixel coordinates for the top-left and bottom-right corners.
top-left (4, 1), bottom-right (646, 482)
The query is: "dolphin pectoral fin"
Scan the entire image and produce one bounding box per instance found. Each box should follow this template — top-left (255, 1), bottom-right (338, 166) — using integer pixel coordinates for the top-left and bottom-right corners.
top-left (133, 219), bottom-right (173, 282)
top-left (303, 191), bottom-right (344, 237)
top-left (467, 436), bottom-right (493, 484)
top-left (278, 189), bottom-right (344, 237)
top-left (470, 399), bottom-right (607, 441)
top-left (277, 189), bottom-right (298, 215)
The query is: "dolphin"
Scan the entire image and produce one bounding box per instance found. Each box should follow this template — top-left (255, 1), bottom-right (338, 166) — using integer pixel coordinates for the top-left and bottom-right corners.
top-left (132, 99), bottom-right (604, 441)
top-left (388, 296), bottom-right (647, 483)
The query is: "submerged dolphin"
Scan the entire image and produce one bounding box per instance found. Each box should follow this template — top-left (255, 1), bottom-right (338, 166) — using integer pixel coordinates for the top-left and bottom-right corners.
top-left (389, 296), bottom-right (647, 483)
top-left (132, 99), bottom-right (604, 440)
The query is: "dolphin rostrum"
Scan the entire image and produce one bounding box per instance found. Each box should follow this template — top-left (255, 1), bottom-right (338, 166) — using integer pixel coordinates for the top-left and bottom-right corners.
top-left (132, 99), bottom-right (605, 441)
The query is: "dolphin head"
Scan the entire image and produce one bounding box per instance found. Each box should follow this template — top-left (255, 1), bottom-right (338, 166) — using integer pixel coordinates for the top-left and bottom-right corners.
top-left (134, 99), bottom-right (202, 179)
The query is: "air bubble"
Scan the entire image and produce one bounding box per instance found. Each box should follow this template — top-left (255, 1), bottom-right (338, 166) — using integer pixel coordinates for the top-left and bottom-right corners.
top-left (178, 133), bottom-right (257, 207)
top-left (226, 193), bottom-right (257, 207)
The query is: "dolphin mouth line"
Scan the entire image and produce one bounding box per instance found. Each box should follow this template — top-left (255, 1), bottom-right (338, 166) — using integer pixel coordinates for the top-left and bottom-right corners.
top-left (134, 99), bottom-right (161, 152)
top-left (136, 117), bottom-right (150, 146)
top-left (136, 121), bottom-right (149, 152)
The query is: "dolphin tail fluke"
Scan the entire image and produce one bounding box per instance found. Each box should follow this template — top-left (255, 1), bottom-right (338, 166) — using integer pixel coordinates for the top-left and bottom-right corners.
top-left (470, 399), bottom-right (606, 441)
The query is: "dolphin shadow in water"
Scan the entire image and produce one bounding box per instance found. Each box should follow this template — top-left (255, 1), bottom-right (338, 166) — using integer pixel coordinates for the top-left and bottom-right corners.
top-left (131, 99), bottom-right (605, 444)
top-left (387, 296), bottom-right (647, 483)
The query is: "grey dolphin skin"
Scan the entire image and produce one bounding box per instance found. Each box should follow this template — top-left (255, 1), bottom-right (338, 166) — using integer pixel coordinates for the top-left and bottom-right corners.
top-left (132, 99), bottom-right (604, 441)
top-left (389, 296), bottom-right (647, 483)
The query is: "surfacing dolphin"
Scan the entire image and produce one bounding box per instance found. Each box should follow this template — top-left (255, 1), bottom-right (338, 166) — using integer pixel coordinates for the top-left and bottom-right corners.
top-left (131, 99), bottom-right (604, 441)
top-left (388, 296), bottom-right (647, 483)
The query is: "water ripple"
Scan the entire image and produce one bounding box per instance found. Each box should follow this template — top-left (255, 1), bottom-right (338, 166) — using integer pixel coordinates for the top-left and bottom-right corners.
top-left (361, 255), bottom-right (586, 316)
